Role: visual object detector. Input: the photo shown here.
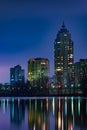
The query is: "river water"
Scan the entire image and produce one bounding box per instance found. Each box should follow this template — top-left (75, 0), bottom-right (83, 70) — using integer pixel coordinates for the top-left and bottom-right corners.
top-left (0, 97), bottom-right (87, 130)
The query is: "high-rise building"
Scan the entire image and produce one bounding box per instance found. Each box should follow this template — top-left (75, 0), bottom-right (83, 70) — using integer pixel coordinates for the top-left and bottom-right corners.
top-left (54, 22), bottom-right (74, 87)
top-left (68, 59), bottom-right (87, 87)
top-left (28, 58), bottom-right (49, 86)
top-left (10, 65), bottom-right (25, 85)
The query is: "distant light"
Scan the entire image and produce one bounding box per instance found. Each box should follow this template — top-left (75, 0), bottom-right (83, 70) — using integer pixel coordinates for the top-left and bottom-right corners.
top-left (65, 84), bottom-right (67, 87)
top-left (51, 83), bottom-right (55, 88)
top-left (71, 84), bottom-right (74, 87)
top-left (78, 84), bottom-right (80, 87)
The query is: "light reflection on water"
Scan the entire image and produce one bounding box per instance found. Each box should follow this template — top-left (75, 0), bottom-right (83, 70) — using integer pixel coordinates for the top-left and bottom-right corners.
top-left (0, 97), bottom-right (87, 130)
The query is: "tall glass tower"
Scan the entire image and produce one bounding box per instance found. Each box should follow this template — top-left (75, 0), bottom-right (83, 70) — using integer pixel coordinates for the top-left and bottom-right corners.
top-left (54, 22), bottom-right (74, 87)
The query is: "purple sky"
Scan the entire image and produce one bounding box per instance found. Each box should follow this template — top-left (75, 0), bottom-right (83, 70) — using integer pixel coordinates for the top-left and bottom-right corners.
top-left (0, 0), bottom-right (87, 83)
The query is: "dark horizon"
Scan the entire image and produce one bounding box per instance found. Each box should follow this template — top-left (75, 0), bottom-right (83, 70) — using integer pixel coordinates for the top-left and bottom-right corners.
top-left (0, 0), bottom-right (87, 83)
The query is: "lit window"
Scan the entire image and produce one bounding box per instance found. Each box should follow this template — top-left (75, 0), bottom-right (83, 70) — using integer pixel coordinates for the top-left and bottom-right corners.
top-left (11, 79), bottom-right (14, 81)
top-left (28, 72), bottom-right (30, 75)
top-left (67, 46), bottom-right (69, 50)
top-left (64, 34), bottom-right (67, 36)
top-left (68, 62), bottom-right (73, 65)
top-left (41, 62), bottom-right (46, 65)
top-left (70, 54), bottom-right (73, 58)
top-left (57, 42), bottom-right (60, 44)
top-left (56, 68), bottom-right (61, 71)
top-left (11, 75), bottom-right (14, 78)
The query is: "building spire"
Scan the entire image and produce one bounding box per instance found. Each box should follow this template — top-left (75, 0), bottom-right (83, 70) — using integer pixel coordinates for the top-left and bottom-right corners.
top-left (62, 21), bottom-right (65, 28)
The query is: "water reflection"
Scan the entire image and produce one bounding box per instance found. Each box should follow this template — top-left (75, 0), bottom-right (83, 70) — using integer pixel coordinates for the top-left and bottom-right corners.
top-left (0, 97), bottom-right (87, 130)
top-left (10, 99), bottom-right (25, 126)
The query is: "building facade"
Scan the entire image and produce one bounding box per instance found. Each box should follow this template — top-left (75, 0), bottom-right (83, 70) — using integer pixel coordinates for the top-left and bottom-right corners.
top-left (68, 59), bottom-right (87, 87)
top-left (10, 65), bottom-right (25, 85)
top-left (28, 58), bottom-right (49, 86)
top-left (54, 22), bottom-right (74, 87)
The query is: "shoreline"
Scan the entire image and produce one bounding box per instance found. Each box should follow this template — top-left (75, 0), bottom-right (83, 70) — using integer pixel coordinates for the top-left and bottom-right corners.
top-left (0, 93), bottom-right (87, 97)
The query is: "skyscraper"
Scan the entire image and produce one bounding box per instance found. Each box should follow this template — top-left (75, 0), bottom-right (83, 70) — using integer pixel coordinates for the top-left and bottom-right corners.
top-left (54, 22), bottom-right (74, 87)
top-left (10, 65), bottom-right (25, 85)
top-left (28, 58), bottom-right (49, 87)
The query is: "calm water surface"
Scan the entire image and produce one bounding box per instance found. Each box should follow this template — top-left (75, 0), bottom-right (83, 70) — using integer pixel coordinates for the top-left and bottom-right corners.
top-left (0, 97), bottom-right (87, 130)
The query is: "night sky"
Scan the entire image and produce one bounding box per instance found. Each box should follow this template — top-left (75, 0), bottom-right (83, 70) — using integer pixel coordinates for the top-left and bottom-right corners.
top-left (0, 0), bottom-right (87, 83)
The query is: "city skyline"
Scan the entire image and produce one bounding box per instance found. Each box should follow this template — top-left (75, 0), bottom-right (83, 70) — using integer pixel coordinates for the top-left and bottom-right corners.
top-left (0, 0), bottom-right (87, 83)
